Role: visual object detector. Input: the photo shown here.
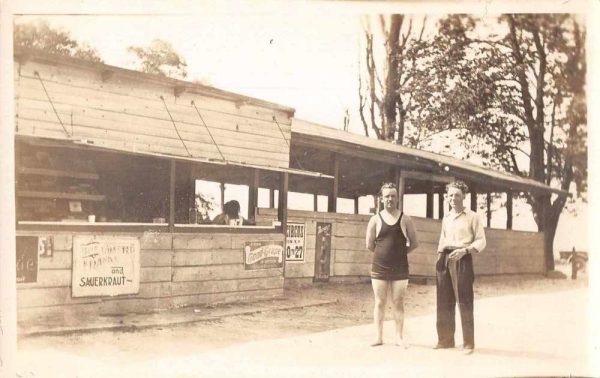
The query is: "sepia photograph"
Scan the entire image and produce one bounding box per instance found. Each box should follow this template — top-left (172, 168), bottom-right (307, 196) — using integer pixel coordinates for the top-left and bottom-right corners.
top-left (0, 0), bottom-right (598, 377)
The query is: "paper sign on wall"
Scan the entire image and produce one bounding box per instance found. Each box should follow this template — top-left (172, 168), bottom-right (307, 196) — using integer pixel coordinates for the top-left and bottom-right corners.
top-left (72, 235), bottom-right (140, 297)
top-left (286, 222), bottom-right (305, 261)
top-left (244, 241), bottom-right (284, 270)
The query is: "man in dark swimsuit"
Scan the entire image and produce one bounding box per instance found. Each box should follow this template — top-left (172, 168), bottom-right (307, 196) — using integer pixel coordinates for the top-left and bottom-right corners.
top-left (366, 182), bottom-right (419, 347)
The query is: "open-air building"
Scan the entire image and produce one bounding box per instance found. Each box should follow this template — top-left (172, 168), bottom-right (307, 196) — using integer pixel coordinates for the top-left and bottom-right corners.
top-left (13, 48), bottom-right (567, 323)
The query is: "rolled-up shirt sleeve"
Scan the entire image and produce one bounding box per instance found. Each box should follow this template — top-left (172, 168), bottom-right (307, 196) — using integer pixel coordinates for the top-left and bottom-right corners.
top-left (468, 213), bottom-right (486, 253)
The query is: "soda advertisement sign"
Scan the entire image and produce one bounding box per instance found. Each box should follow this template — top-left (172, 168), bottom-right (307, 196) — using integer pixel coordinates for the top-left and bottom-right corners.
top-left (244, 241), bottom-right (284, 270)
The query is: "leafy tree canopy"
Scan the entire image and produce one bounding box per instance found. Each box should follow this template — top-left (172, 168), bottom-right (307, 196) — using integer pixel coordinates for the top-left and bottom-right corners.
top-left (14, 20), bottom-right (103, 63)
top-left (127, 39), bottom-right (188, 79)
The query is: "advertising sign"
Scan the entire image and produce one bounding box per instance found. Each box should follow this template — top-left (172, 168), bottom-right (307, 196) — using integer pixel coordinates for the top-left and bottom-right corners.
top-left (244, 241), bottom-right (284, 270)
top-left (72, 235), bottom-right (140, 297)
top-left (16, 236), bottom-right (39, 283)
top-left (286, 222), bottom-right (305, 261)
top-left (314, 222), bottom-right (332, 281)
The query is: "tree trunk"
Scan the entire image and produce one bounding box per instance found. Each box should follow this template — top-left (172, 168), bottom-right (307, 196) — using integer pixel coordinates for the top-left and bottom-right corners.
top-left (383, 15), bottom-right (403, 141)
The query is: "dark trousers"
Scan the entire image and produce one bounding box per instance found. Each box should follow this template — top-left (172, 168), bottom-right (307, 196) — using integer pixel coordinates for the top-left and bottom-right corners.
top-left (436, 251), bottom-right (475, 347)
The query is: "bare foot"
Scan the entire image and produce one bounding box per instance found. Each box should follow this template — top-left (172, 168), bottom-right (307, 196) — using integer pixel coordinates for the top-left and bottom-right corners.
top-left (370, 340), bottom-right (383, 347)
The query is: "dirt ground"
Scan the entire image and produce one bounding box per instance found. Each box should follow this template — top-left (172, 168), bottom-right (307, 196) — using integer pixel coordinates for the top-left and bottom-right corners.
top-left (17, 262), bottom-right (588, 367)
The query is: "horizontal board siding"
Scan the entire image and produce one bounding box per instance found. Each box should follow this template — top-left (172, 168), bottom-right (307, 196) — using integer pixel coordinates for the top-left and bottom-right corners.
top-left (170, 288), bottom-right (283, 309)
top-left (38, 251), bottom-right (72, 270)
top-left (335, 249), bottom-right (371, 264)
top-left (19, 97), bottom-right (290, 150)
top-left (19, 62), bottom-right (292, 125)
top-left (17, 63), bottom-right (291, 168)
top-left (284, 263), bottom-right (315, 278)
top-left (173, 250), bottom-right (243, 266)
top-left (172, 234), bottom-right (233, 250)
top-left (17, 119), bottom-right (289, 168)
top-left (257, 210), bottom-right (545, 279)
top-left (172, 265), bottom-right (282, 282)
top-left (171, 276), bottom-right (283, 296)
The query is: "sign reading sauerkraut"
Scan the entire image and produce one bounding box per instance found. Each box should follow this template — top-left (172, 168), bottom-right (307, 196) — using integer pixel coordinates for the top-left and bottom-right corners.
top-left (72, 235), bottom-right (140, 297)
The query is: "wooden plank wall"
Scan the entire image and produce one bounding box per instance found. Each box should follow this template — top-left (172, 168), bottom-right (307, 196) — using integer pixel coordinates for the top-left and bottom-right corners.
top-left (16, 231), bottom-right (284, 320)
top-left (257, 208), bottom-right (545, 280)
top-left (15, 59), bottom-right (292, 168)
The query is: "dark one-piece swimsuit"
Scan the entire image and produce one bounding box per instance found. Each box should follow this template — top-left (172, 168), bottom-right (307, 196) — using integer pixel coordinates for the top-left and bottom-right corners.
top-left (371, 212), bottom-right (409, 280)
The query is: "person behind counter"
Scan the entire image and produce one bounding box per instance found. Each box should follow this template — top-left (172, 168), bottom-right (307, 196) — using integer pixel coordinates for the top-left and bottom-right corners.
top-left (212, 200), bottom-right (253, 226)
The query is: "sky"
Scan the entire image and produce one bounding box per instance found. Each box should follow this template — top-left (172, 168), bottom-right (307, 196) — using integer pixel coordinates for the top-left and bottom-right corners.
top-left (8, 0), bottom-right (592, 252)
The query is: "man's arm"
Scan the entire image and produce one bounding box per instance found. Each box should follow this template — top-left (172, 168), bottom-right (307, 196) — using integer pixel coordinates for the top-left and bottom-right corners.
top-left (468, 212), bottom-right (486, 253)
top-left (437, 217), bottom-right (447, 253)
top-left (403, 215), bottom-right (420, 253)
top-left (365, 215), bottom-right (377, 252)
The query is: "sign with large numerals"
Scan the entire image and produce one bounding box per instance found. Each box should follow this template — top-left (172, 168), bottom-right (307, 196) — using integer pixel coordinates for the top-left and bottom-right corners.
top-left (286, 222), bottom-right (305, 261)
top-left (72, 235), bottom-right (140, 297)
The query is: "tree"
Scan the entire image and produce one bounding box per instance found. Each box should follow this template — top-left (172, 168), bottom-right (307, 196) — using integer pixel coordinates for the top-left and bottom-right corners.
top-left (14, 20), bottom-right (103, 63)
top-left (358, 15), bottom-right (430, 145)
top-left (127, 39), bottom-right (188, 79)
top-left (423, 14), bottom-right (586, 271)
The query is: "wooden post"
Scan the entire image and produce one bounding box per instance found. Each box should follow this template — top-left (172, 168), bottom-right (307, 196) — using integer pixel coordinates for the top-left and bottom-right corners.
top-left (314, 193), bottom-right (318, 212)
top-left (278, 172), bottom-right (288, 231)
top-left (248, 168), bottom-right (259, 220)
top-left (426, 188), bottom-right (434, 218)
top-left (354, 196), bottom-right (359, 214)
top-left (394, 167), bottom-right (405, 211)
top-left (169, 160), bottom-right (176, 231)
top-left (220, 182), bottom-right (225, 210)
top-left (486, 192), bottom-right (492, 228)
top-left (438, 189), bottom-right (445, 219)
top-left (328, 153), bottom-right (339, 213)
top-left (470, 187), bottom-right (477, 211)
top-left (269, 189), bottom-right (275, 209)
top-left (506, 191), bottom-right (513, 230)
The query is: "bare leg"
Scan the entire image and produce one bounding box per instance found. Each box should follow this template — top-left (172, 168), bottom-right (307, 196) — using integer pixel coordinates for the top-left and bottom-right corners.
top-left (371, 278), bottom-right (389, 346)
top-left (391, 279), bottom-right (409, 348)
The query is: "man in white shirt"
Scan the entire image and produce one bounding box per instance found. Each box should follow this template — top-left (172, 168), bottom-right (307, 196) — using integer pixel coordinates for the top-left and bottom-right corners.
top-left (435, 181), bottom-right (486, 355)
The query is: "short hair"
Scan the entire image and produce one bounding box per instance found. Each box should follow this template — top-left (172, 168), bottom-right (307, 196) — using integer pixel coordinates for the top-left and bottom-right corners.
top-left (379, 182), bottom-right (398, 196)
top-left (223, 200), bottom-right (240, 217)
top-left (446, 180), bottom-right (469, 194)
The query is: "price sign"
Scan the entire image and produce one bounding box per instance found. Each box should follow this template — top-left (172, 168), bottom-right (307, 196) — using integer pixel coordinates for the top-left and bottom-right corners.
top-left (286, 222), bottom-right (305, 261)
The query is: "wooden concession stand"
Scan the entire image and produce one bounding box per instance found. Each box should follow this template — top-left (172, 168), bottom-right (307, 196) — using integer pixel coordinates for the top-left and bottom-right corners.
top-left (13, 48), bottom-right (566, 322)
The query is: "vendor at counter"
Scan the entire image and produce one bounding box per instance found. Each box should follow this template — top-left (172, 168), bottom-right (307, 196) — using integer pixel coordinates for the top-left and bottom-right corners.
top-left (212, 200), bottom-right (254, 226)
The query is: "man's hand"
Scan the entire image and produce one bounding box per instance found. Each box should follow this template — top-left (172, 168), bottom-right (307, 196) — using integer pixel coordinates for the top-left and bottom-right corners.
top-left (449, 248), bottom-right (469, 260)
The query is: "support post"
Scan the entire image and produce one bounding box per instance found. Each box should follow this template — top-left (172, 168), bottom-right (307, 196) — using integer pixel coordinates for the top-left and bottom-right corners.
top-left (269, 189), bottom-right (275, 208)
top-left (169, 160), bottom-right (176, 232)
top-left (314, 194), bottom-right (318, 212)
top-left (506, 191), bottom-right (513, 230)
top-left (354, 196), bottom-right (359, 214)
top-left (426, 188), bottom-right (434, 218)
top-left (328, 153), bottom-right (339, 213)
top-left (248, 168), bottom-right (259, 221)
top-left (486, 192), bottom-right (492, 228)
top-left (220, 182), bottom-right (225, 210)
top-left (278, 172), bottom-right (289, 231)
top-left (470, 187), bottom-right (477, 211)
top-left (393, 167), bottom-right (405, 211)
top-left (438, 189), bottom-right (445, 219)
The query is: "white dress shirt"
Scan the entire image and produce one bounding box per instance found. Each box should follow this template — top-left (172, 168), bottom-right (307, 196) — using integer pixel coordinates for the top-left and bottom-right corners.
top-left (437, 208), bottom-right (486, 253)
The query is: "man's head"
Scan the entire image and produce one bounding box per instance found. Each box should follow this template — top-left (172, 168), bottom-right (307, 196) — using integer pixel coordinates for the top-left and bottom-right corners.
top-left (446, 180), bottom-right (468, 212)
top-left (223, 200), bottom-right (241, 217)
top-left (379, 182), bottom-right (399, 210)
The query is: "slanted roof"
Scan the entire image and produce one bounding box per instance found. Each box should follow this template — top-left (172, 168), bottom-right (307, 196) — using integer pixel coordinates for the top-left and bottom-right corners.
top-left (291, 119), bottom-right (568, 197)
